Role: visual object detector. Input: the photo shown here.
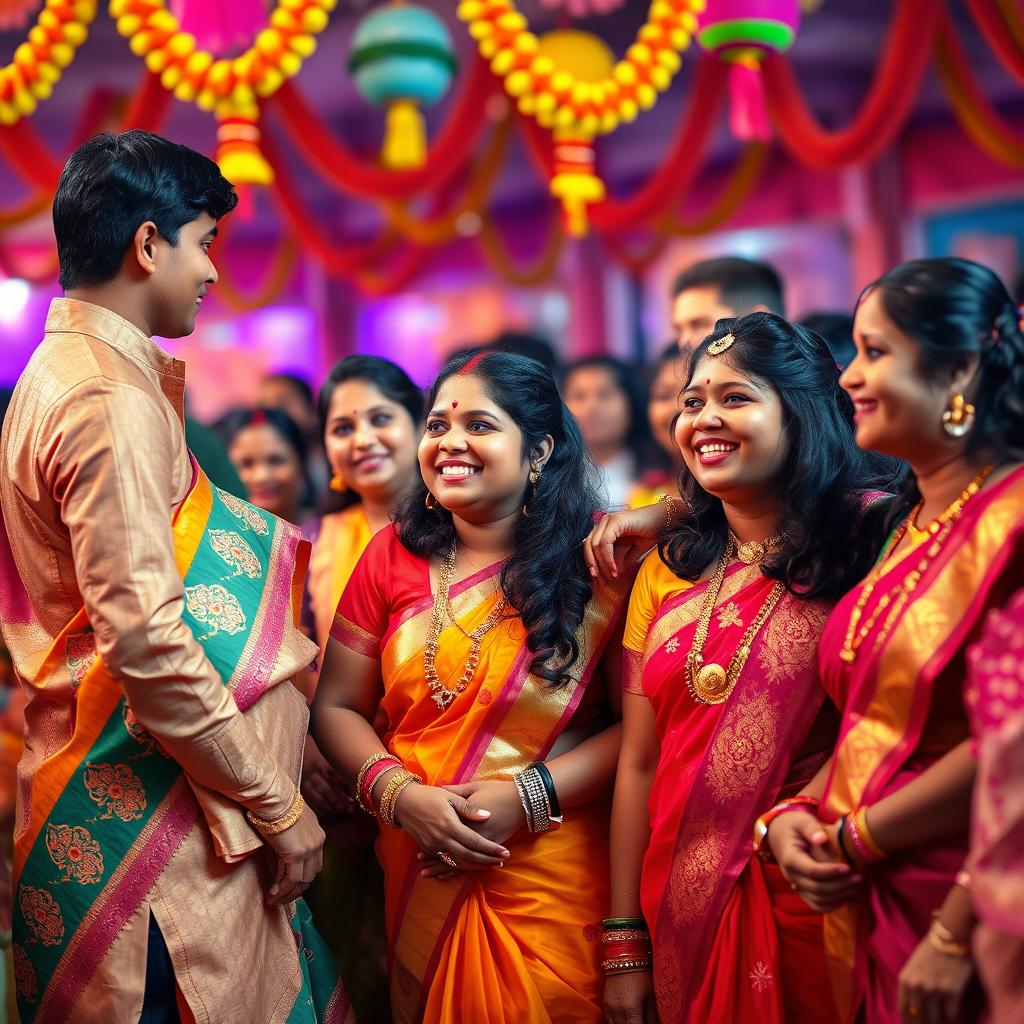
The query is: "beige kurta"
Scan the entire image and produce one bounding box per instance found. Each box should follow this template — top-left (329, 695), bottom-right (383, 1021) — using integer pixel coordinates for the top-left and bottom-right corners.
top-left (0, 297), bottom-right (318, 1022)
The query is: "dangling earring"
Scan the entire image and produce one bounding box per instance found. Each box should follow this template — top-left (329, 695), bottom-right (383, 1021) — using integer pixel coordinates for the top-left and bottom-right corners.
top-left (522, 463), bottom-right (542, 516)
top-left (329, 472), bottom-right (347, 493)
top-left (425, 491), bottom-right (438, 510)
top-left (942, 393), bottom-right (975, 438)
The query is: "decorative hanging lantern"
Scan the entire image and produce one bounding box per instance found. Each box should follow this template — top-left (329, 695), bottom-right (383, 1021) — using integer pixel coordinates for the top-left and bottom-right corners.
top-left (536, 29), bottom-right (615, 237)
top-left (349, 3), bottom-right (458, 169)
top-left (697, 0), bottom-right (800, 140)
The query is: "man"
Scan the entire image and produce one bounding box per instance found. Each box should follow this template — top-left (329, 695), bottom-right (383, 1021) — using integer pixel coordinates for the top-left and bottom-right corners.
top-left (670, 255), bottom-right (785, 350)
top-left (0, 131), bottom-right (348, 1023)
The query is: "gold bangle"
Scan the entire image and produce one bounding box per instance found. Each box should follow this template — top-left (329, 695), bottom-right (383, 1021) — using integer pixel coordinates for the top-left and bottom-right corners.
top-left (853, 806), bottom-right (886, 861)
top-left (381, 775), bottom-right (419, 829)
top-left (355, 752), bottom-right (401, 814)
top-left (246, 789), bottom-right (304, 836)
top-left (928, 917), bottom-right (971, 958)
top-left (378, 770), bottom-right (421, 829)
top-left (602, 958), bottom-right (652, 974)
top-left (660, 493), bottom-right (680, 530)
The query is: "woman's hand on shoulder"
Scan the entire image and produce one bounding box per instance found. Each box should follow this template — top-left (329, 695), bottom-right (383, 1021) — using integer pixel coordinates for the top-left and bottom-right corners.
top-left (767, 810), bottom-right (863, 913)
top-left (584, 503), bottom-right (666, 582)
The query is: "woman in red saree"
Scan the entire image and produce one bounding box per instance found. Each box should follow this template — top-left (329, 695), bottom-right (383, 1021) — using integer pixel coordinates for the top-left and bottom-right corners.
top-left (312, 351), bottom-right (631, 1024)
top-left (768, 258), bottom-right (1024, 1024)
top-left (594, 313), bottom-right (893, 1023)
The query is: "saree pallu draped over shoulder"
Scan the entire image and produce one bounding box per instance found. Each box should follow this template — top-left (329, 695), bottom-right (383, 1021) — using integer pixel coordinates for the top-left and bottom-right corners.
top-left (628, 555), bottom-right (835, 1023)
top-left (331, 529), bottom-right (630, 1024)
top-left (13, 462), bottom-right (352, 1024)
top-left (818, 466), bottom-right (1024, 1024)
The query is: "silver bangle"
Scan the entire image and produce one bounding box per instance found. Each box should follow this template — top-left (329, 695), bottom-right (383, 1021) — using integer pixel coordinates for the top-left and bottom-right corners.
top-left (514, 767), bottom-right (552, 834)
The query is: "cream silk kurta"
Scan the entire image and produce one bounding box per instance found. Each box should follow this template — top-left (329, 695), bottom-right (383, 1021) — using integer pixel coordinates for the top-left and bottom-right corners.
top-left (0, 298), bottom-right (317, 1022)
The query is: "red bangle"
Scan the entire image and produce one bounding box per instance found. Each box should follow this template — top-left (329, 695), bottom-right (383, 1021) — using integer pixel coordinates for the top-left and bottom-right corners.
top-left (753, 796), bottom-right (820, 857)
top-left (361, 758), bottom-right (401, 814)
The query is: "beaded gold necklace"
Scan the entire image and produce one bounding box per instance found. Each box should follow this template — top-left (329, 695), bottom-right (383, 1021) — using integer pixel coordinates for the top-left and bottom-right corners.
top-left (839, 464), bottom-right (993, 665)
top-left (424, 543), bottom-right (508, 711)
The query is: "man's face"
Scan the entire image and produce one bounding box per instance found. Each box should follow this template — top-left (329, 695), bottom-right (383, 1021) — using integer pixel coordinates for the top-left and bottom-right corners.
top-left (672, 285), bottom-right (735, 352)
top-left (149, 213), bottom-right (218, 338)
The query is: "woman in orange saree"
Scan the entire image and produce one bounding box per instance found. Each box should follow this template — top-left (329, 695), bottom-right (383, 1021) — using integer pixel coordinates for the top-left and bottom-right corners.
top-left (595, 314), bottom-right (892, 1024)
top-left (313, 351), bottom-right (631, 1024)
top-left (768, 258), bottom-right (1024, 1024)
top-left (300, 356), bottom-right (424, 1018)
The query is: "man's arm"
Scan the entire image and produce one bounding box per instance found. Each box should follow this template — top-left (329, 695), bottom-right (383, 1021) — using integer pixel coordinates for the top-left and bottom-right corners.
top-left (42, 378), bottom-right (294, 819)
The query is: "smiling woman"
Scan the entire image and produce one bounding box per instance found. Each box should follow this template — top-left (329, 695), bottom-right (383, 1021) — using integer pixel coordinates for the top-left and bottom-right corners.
top-left (312, 350), bottom-right (634, 1024)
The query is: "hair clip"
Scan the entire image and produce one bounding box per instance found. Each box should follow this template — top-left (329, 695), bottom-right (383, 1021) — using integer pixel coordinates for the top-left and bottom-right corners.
top-left (707, 333), bottom-right (736, 356)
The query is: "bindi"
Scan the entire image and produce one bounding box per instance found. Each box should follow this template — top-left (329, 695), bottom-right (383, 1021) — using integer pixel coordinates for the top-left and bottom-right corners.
top-left (451, 401), bottom-right (459, 409)
top-left (705, 378), bottom-right (712, 387)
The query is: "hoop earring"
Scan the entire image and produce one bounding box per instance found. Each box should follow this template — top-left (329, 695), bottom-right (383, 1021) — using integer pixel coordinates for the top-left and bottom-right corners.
top-left (425, 491), bottom-right (438, 510)
top-left (522, 463), bottom-right (542, 516)
top-left (329, 473), bottom-right (347, 493)
top-left (942, 393), bottom-right (975, 438)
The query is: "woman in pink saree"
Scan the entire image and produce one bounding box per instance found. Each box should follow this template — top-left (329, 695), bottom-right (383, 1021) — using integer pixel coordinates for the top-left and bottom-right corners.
top-left (593, 314), bottom-right (895, 1023)
top-left (768, 258), bottom-right (1024, 1024)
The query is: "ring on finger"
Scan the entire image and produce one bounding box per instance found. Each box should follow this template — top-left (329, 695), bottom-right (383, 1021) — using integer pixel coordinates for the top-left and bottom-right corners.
top-left (437, 851), bottom-right (458, 870)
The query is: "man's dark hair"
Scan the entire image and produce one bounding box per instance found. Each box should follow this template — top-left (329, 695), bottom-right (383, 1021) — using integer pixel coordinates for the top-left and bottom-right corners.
top-left (800, 311), bottom-right (856, 367)
top-left (670, 256), bottom-right (785, 316)
top-left (53, 130), bottom-right (237, 291)
top-left (266, 372), bottom-right (315, 410)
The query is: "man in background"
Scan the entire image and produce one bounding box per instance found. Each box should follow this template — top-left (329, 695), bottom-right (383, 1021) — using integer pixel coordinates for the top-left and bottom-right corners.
top-left (670, 255), bottom-right (785, 350)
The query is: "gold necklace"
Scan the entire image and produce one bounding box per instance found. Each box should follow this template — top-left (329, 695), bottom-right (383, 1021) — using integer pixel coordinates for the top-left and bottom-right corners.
top-left (424, 543), bottom-right (508, 712)
top-left (686, 542), bottom-right (786, 705)
top-left (839, 464), bottom-right (993, 664)
top-left (728, 530), bottom-right (779, 565)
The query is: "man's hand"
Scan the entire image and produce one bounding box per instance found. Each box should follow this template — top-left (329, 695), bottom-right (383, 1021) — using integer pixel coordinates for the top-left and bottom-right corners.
top-left (261, 802), bottom-right (326, 906)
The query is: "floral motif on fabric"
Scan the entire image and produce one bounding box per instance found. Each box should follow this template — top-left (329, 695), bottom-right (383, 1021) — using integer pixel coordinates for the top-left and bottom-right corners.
top-left (122, 703), bottom-right (168, 757)
top-left (218, 490), bottom-right (269, 535)
top-left (209, 529), bottom-right (263, 579)
top-left (668, 818), bottom-right (727, 923)
top-left (12, 944), bottom-right (38, 1001)
top-left (185, 583), bottom-right (246, 640)
top-left (664, 637), bottom-right (680, 654)
top-left (19, 886), bottom-right (64, 947)
top-left (83, 762), bottom-right (147, 821)
top-left (756, 598), bottom-right (829, 685)
top-left (704, 692), bottom-right (778, 802)
top-left (477, 689), bottom-right (492, 706)
top-left (716, 601), bottom-right (744, 630)
top-left (45, 823), bottom-right (104, 884)
top-left (749, 960), bottom-right (774, 993)
top-left (65, 630), bottom-right (97, 691)
top-left (583, 923), bottom-right (601, 942)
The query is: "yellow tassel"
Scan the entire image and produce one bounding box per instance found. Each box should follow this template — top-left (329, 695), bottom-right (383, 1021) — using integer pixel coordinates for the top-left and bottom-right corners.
top-left (382, 99), bottom-right (427, 169)
top-left (550, 170), bottom-right (605, 237)
top-left (218, 146), bottom-right (274, 187)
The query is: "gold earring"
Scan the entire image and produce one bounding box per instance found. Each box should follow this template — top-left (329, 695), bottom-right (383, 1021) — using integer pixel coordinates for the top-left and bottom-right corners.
top-left (329, 472), bottom-right (347, 493)
top-left (522, 463), bottom-right (541, 516)
top-left (425, 491), bottom-right (438, 510)
top-left (942, 393), bottom-right (975, 438)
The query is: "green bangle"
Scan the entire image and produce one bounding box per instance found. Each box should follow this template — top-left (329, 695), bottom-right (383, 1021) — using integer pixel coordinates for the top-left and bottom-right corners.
top-left (602, 917), bottom-right (648, 931)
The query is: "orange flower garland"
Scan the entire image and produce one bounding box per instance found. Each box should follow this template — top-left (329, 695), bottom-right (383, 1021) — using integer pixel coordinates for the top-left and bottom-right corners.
top-left (0, 0), bottom-right (97, 125)
top-left (109, 0), bottom-right (336, 183)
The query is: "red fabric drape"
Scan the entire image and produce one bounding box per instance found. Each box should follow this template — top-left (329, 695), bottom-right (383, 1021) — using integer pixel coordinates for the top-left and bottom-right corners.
top-left (763, 0), bottom-right (938, 170)
top-left (966, 0), bottom-right (1024, 87)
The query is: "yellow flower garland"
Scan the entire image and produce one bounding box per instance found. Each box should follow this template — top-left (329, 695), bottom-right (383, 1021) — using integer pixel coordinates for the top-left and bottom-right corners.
top-left (0, 1), bottom-right (97, 126)
top-left (109, 0), bottom-right (336, 184)
top-left (456, 0), bottom-right (703, 137)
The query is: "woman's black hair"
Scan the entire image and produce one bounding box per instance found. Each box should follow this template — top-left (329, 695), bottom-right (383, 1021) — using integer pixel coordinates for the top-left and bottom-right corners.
top-left (860, 257), bottom-right (1024, 533)
top-left (660, 312), bottom-right (901, 600)
top-left (317, 355), bottom-right (425, 512)
top-left (396, 350), bottom-right (600, 686)
top-left (563, 355), bottom-right (654, 467)
top-left (53, 130), bottom-right (237, 291)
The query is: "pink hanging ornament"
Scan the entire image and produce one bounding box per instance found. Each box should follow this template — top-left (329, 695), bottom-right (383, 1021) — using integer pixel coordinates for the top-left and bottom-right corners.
top-left (170, 0), bottom-right (268, 55)
top-left (0, 0), bottom-right (41, 30)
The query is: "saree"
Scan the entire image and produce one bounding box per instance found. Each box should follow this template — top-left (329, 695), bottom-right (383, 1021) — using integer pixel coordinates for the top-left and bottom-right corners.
top-left (966, 587), bottom-right (1024, 1023)
top-left (623, 550), bottom-right (835, 1022)
top-left (331, 527), bottom-right (630, 1024)
top-left (818, 465), bottom-right (1024, 1024)
top-left (12, 462), bottom-right (351, 1024)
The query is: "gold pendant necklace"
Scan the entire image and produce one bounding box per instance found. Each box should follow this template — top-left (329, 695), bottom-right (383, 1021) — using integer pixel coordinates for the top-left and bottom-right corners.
top-left (686, 541), bottom-right (786, 705)
top-left (424, 543), bottom-right (508, 712)
top-left (729, 530), bottom-right (779, 566)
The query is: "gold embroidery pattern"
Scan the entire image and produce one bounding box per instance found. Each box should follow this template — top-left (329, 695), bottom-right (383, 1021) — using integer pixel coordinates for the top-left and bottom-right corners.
top-left (664, 637), bottom-right (680, 654)
top-left (218, 490), bottom-right (269, 535)
top-left (668, 818), bottom-right (727, 924)
top-left (44, 823), bottom-right (103, 885)
top-left (704, 691), bottom-right (778, 802)
top-left (750, 960), bottom-right (774, 993)
top-left (185, 583), bottom-right (246, 640)
top-left (82, 762), bottom-right (147, 821)
top-left (209, 529), bottom-right (262, 579)
top-left (122, 704), bottom-right (168, 757)
top-left (716, 601), bottom-right (744, 630)
top-left (64, 630), bottom-right (96, 691)
top-left (19, 886), bottom-right (64, 947)
top-left (12, 944), bottom-right (37, 1002)
top-left (756, 598), bottom-right (829, 685)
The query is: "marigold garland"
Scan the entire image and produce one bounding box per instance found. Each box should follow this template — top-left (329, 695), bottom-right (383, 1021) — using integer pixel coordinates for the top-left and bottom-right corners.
top-left (457, 0), bottom-right (702, 136)
top-left (0, 0), bottom-right (97, 125)
top-left (109, 0), bottom-right (336, 183)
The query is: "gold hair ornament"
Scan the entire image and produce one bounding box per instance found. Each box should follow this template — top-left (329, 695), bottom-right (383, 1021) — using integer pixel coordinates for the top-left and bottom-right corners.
top-left (707, 333), bottom-right (735, 356)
